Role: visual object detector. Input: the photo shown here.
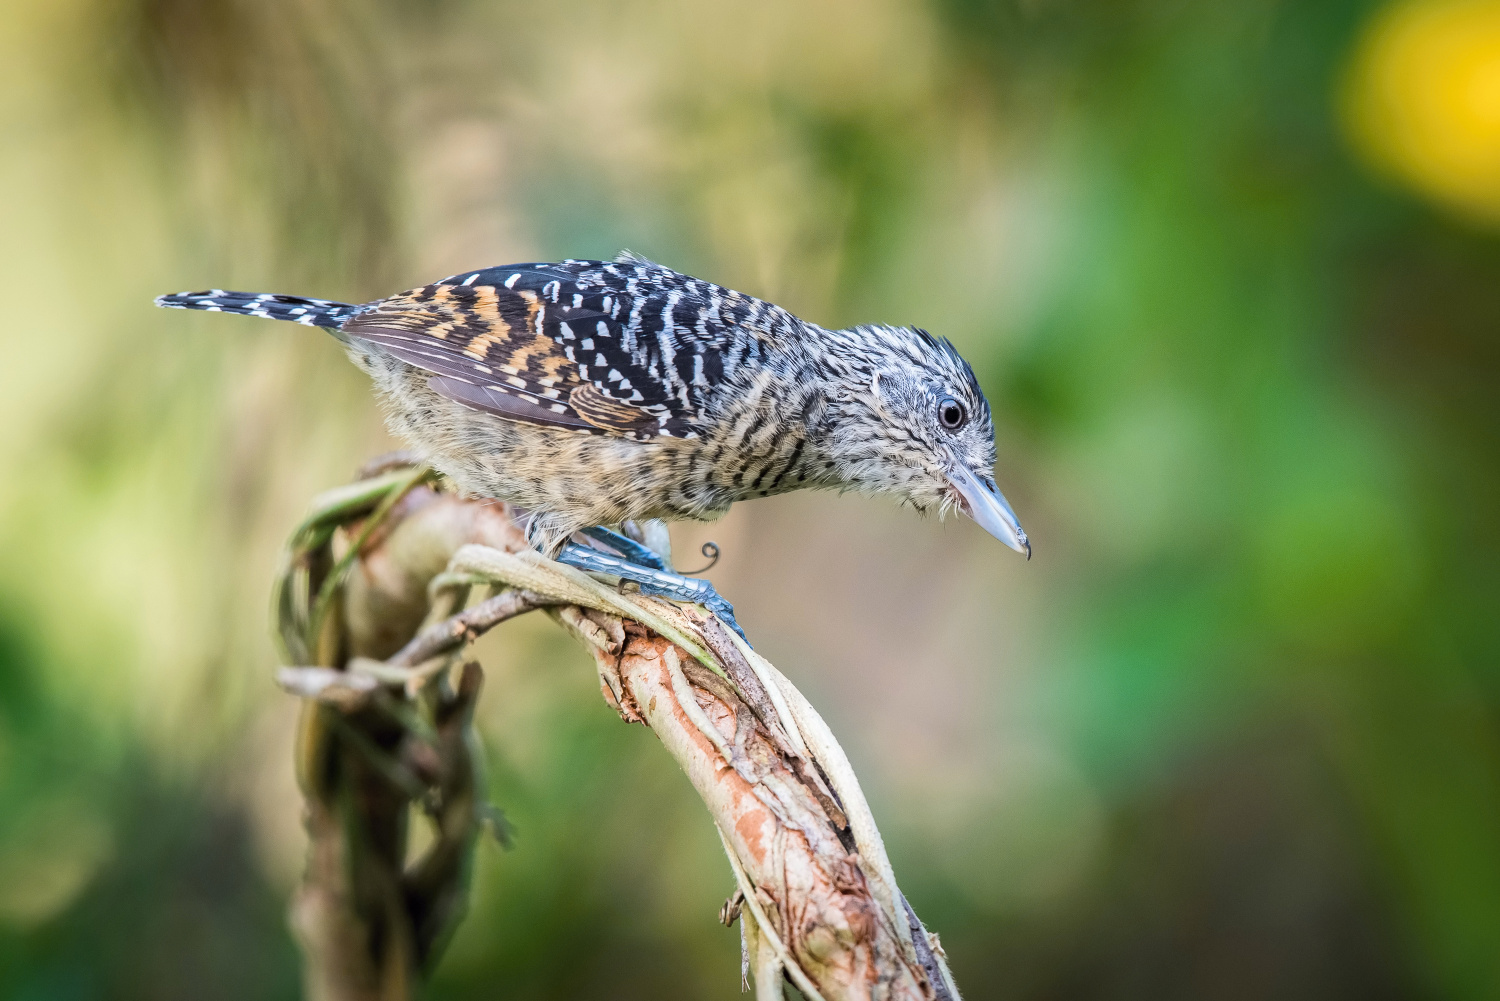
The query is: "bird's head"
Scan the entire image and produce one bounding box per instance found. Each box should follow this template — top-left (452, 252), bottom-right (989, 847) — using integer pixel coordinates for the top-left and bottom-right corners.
top-left (814, 324), bottom-right (1030, 557)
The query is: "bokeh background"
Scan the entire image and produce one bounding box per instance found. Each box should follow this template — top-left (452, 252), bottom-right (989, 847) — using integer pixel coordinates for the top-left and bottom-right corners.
top-left (2, 0), bottom-right (1499, 997)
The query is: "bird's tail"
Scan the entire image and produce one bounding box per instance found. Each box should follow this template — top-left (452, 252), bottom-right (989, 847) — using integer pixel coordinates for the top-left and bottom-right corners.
top-left (154, 290), bottom-right (362, 330)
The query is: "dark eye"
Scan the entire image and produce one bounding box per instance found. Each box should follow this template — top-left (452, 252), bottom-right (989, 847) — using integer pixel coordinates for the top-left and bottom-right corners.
top-left (938, 396), bottom-right (966, 430)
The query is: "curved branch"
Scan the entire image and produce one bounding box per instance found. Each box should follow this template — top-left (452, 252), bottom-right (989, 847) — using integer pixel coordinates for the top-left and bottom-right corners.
top-left (274, 465), bottom-right (961, 1000)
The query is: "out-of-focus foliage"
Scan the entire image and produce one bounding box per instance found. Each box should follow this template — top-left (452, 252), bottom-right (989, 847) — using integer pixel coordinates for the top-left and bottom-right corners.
top-left (1, 0), bottom-right (1497, 997)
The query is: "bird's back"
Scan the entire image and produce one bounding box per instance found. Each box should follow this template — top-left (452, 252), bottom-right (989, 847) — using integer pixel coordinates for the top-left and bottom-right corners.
top-left (345, 256), bottom-right (805, 440)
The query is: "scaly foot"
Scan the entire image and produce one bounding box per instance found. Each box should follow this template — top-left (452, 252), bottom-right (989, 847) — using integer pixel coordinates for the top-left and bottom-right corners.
top-left (557, 533), bottom-right (747, 642)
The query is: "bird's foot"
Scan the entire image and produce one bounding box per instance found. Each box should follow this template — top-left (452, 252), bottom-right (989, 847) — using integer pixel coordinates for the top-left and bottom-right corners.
top-left (557, 531), bottom-right (747, 643)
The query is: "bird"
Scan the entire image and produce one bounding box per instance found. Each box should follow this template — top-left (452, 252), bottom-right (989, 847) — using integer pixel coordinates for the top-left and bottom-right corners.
top-left (156, 253), bottom-right (1029, 637)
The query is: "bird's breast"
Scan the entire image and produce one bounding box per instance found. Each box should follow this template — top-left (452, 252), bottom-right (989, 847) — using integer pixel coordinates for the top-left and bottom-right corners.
top-left (699, 400), bottom-right (820, 501)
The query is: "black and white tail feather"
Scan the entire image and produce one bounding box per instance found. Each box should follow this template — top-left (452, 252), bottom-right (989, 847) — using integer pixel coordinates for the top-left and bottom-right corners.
top-left (154, 290), bottom-right (363, 330)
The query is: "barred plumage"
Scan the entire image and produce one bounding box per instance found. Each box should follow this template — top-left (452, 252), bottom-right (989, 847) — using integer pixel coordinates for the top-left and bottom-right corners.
top-left (156, 253), bottom-right (1029, 559)
top-left (155, 290), bottom-right (361, 329)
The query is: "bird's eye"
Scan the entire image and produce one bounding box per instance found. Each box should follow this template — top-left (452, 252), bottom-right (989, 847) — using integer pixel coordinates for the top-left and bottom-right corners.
top-left (938, 397), bottom-right (967, 430)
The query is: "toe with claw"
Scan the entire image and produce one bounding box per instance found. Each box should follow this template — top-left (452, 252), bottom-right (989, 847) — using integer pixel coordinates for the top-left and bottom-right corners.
top-left (557, 534), bottom-right (748, 642)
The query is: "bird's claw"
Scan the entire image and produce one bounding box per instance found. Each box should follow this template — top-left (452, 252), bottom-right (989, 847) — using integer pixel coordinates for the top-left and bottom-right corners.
top-left (557, 536), bottom-right (748, 643)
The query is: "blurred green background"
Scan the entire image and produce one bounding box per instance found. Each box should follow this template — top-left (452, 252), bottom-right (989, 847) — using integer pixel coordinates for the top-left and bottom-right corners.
top-left (2, 0), bottom-right (1499, 997)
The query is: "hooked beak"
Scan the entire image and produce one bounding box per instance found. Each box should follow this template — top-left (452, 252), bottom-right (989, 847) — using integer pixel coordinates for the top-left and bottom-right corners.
top-left (947, 465), bottom-right (1031, 558)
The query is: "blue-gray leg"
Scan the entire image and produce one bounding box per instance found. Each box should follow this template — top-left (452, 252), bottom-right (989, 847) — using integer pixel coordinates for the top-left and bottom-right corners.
top-left (577, 526), bottom-right (671, 572)
top-left (557, 534), bottom-right (748, 642)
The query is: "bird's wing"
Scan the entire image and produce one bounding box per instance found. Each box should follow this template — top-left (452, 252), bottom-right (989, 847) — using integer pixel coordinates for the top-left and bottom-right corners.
top-left (340, 267), bottom-right (650, 438)
top-left (341, 260), bottom-right (775, 440)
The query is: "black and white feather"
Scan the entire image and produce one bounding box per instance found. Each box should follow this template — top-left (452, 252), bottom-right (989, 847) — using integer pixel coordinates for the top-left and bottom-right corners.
top-left (337, 256), bottom-right (802, 441)
top-left (154, 290), bottom-right (361, 329)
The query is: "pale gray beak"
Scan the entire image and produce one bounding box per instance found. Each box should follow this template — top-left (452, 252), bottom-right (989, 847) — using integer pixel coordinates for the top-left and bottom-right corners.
top-left (948, 465), bottom-right (1030, 558)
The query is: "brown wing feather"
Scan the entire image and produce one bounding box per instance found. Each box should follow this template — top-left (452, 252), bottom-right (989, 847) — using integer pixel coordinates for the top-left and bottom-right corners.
top-left (342, 283), bottom-right (658, 437)
top-left (568, 384), bottom-right (658, 434)
top-left (428, 376), bottom-right (596, 430)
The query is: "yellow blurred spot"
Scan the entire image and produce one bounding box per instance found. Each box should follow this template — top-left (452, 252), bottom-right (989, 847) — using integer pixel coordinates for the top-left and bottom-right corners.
top-left (1344, 0), bottom-right (1500, 224)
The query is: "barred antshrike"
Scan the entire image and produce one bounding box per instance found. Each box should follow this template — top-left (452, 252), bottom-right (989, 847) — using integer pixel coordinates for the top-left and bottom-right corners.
top-left (157, 253), bottom-right (1029, 637)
